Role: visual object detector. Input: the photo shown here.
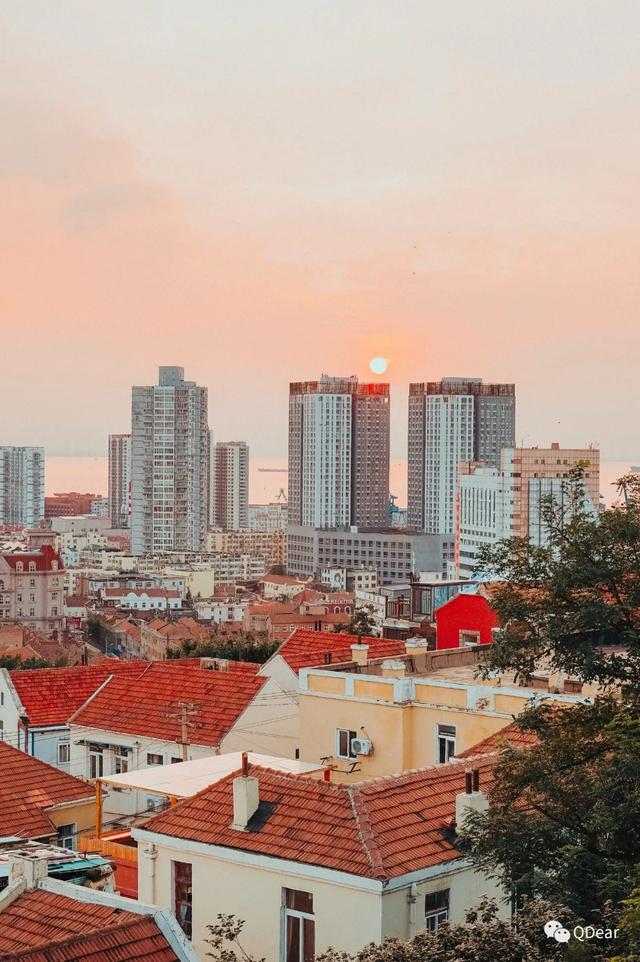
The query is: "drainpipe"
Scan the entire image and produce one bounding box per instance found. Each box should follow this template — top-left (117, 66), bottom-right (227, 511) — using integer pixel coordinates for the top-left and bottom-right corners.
top-left (408, 882), bottom-right (418, 938)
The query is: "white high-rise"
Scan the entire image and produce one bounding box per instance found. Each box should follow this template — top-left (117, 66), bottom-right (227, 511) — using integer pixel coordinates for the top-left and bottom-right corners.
top-left (130, 367), bottom-right (209, 555)
top-left (212, 441), bottom-right (249, 531)
top-left (0, 447), bottom-right (45, 527)
top-left (108, 434), bottom-right (131, 528)
top-left (408, 378), bottom-right (515, 535)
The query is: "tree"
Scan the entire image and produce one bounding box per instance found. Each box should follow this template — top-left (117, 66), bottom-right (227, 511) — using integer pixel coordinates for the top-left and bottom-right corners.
top-left (0, 655), bottom-right (50, 670)
top-left (205, 902), bottom-right (584, 962)
top-left (462, 698), bottom-right (640, 931)
top-left (335, 605), bottom-right (377, 639)
top-left (476, 471), bottom-right (640, 692)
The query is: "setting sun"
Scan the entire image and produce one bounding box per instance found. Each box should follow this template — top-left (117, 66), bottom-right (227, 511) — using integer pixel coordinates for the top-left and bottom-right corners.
top-left (369, 356), bottom-right (389, 375)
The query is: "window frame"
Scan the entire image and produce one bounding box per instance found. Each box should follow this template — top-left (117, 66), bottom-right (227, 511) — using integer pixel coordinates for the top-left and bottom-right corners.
top-left (57, 822), bottom-right (77, 849)
top-left (172, 860), bottom-right (193, 939)
top-left (282, 888), bottom-right (315, 962)
top-left (424, 888), bottom-right (450, 931)
top-left (335, 728), bottom-right (358, 761)
top-left (57, 741), bottom-right (70, 765)
top-left (436, 723), bottom-right (457, 764)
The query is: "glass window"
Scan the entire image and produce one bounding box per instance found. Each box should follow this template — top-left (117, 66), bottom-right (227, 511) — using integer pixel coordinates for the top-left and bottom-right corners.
top-left (173, 861), bottom-right (193, 938)
top-left (336, 729), bottom-right (357, 760)
top-left (424, 889), bottom-right (449, 931)
top-left (89, 747), bottom-right (103, 779)
top-left (58, 742), bottom-right (70, 765)
top-left (147, 753), bottom-right (164, 766)
top-left (437, 724), bottom-right (456, 764)
top-left (284, 889), bottom-right (315, 962)
top-left (57, 822), bottom-right (76, 849)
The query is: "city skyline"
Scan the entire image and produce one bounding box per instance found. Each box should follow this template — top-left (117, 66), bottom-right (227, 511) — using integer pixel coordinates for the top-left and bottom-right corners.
top-left (1, 2), bottom-right (639, 460)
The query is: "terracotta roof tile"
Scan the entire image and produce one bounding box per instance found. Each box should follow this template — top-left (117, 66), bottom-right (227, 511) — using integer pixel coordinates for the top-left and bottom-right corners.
top-left (0, 742), bottom-right (93, 840)
top-left (144, 757), bottom-right (496, 880)
top-left (276, 629), bottom-right (406, 672)
top-left (9, 662), bottom-right (148, 727)
top-left (71, 661), bottom-right (266, 746)
top-left (457, 721), bottom-right (538, 757)
top-left (0, 889), bottom-right (181, 961)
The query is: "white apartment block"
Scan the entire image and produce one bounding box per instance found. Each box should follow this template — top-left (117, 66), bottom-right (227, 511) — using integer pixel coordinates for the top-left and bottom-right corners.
top-left (0, 447), bottom-right (45, 527)
top-left (213, 441), bottom-right (249, 530)
top-left (248, 501), bottom-right (288, 533)
top-left (423, 394), bottom-right (475, 535)
top-left (131, 367), bottom-right (209, 555)
top-left (457, 467), bottom-right (512, 579)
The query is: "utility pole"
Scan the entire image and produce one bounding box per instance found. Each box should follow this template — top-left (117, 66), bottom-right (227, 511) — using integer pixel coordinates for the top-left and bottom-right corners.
top-left (165, 702), bottom-right (202, 761)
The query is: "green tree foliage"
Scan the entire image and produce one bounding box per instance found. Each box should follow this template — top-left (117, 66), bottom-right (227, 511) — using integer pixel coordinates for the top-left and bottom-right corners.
top-left (477, 472), bottom-right (640, 691)
top-left (167, 635), bottom-right (278, 664)
top-left (0, 655), bottom-right (50, 670)
top-left (334, 605), bottom-right (377, 638)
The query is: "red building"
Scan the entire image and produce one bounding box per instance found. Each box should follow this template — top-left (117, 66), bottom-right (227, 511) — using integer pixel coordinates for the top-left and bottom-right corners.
top-left (45, 492), bottom-right (98, 518)
top-left (435, 591), bottom-right (499, 650)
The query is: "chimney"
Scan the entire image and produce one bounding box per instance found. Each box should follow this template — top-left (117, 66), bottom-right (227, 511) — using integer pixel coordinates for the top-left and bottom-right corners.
top-left (9, 854), bottom-right (49, 890)
top-left (232, 752), bottom-right (260, 831)
top-left (405, 638), bottom-right (429, 655)
top-left (455, 769), bottom-right (489, 835)
top-left (381, 659), bottom-right (406, 679)
top-left (351, 643), bottom-right (369, 666)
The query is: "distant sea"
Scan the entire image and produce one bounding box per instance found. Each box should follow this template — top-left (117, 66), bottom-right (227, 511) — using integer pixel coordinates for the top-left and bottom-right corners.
top-left (45, 456), bottom-right (636, 508)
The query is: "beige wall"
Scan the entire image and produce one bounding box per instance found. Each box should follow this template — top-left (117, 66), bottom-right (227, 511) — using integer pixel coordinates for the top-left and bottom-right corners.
top-left (48, 797), bottom-right (95, 841)
top-left (221, 675), bottom-right (300, 759)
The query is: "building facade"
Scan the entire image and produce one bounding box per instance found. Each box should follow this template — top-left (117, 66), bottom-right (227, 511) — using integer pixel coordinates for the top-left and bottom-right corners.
top-left (456, 443), bottom-right (600, 578)
top-left (248, 500), bottom-right (288, 532)
top-left (212, 441), bottom-right (249, 530)
top-left (0, 534), bottom-right (64, 635)
top-left (287, 525), bottom-right (455, 584)
top-left (0, 447), bottom-right (45, 527)
top-left (206, 529), bottom-right (285, 569)
top-left (288, 376), bottom-right (390, 530)
top-left (131, 367), bottom-right (209, 555)
top-left (108, 433), bottom-right (131, 528)
top-left (408, 379), bottom-right (515, 535)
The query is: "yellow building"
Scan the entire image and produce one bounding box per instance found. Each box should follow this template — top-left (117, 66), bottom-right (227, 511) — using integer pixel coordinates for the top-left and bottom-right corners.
top-left (298, 639), bottom-right (591, 781)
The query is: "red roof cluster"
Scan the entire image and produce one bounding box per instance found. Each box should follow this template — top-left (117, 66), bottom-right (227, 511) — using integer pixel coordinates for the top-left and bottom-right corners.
top-left (0, 888), bottom-right (182, 961)
top-left (1, 544), bottom-right (63, 572)
top-left (71, 661), bottom-right (267, 745)
top-left (10, 661), bottom-right (148, 727)
top-left (0, 741), bottom-right (93, 840)
top-left (145, 757), bottom-right (496, 880)
top-left (276, 629), bottom-right (406, 672)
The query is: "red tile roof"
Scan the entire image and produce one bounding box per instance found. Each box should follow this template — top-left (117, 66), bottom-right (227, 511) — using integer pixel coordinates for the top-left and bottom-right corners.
top-left (275, 629), bottom-right (406, 672)
top-left (9, 661), bottom-right (148, 727)
top-left (1, 545), bottom-right (63, 572)
top-left (71, 661), bottom-right (267, 746)
top-left (144, 757), bottom-right (496, 880)
top-left (0, 889), bottom-right (181, 960)
top-left (0, 742), bottom-right (93, 840)
top-left (260, 574), bottom-right (307, 586)
top-left (457, 721), bottom-right (538, 758)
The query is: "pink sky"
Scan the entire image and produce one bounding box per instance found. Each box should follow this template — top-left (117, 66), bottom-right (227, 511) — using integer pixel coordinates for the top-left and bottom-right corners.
top-left (1, 2), bottom-right (638, 460)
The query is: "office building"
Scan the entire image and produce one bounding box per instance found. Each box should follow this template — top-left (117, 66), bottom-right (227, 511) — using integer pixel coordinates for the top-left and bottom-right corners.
top-left (456, 443), bottom-right (600, 578)
top-left (108, 433), bottom-right (131, 527)
top-left (130, 366), bottom-right (209, 555)
top-left (0, 446), bottom-right (45, 527)
top-left (213, 441), bottom-right (249, 530)
top-left (288, 375), bottom-right (390, 529)
top-left (408, 378), bottom-right (515, 535)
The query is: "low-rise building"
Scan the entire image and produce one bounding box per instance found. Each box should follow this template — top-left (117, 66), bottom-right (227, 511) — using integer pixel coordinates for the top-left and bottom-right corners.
top-left (320, 565), bottom-right (378, 592)
top-left (299, 641), bottom-right (593, 781)
top-left (0, 534), bottom-right (65, 635)
top-left (206, 529), bottom-right (285, 569)
top-left (133, 754), bottom-right (503, 961)
top-left (259, 573), bottom-right (310, 599)
top-left (0, 858), bottom-right (198, 962)
top-left (0, 741), bottom-right (95, 848)
top-left (100, 586), bottom-right (182, 611)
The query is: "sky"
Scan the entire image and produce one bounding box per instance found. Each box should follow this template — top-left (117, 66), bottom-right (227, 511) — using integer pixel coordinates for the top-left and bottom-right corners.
top-left (1, 1), bottom-right (639, 459)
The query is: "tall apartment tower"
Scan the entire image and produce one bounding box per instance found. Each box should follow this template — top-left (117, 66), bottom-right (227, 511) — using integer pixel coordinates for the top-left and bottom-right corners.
top-left (213, 441), bottom-right (249, 530)
top-left (408, 378), bottom-right (515, 535)
top-left (288, 375), bottom-right (390, 529)
top-left (108, 434), bottom-right (131, 528)
top-left (0, 447), bottom-right (45, 527)
top-left (130, 366), bottom-right (209, 555)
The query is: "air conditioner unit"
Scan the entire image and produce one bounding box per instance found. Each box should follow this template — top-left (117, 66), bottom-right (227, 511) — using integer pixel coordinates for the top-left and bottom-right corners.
top-left (351, 738), bottom-right (372, 756)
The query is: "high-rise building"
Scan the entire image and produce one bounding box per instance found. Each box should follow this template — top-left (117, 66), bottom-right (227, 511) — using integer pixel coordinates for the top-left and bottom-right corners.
top-left (408, 378), bottom-right (515, 535)
top-left (108, 434), bottom-right (131, 528)
top-left (212, 441), bottom-right (249, 531)
top-left (288, 375), bottom-right (390, 529)
top-left (130, 366), bottom-right (209, 555)
top-left (0, 447), bottom-right (45, 527)
top-left (456, 443), bottom-right (600, 578)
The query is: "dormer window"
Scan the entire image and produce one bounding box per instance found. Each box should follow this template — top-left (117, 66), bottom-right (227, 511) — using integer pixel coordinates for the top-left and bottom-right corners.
top-left (51, 561), bottom-right (59, 570)
top-left (28, 562), bottom-right (36, 572)
top-left (16, 562), bottom-right (24, 572)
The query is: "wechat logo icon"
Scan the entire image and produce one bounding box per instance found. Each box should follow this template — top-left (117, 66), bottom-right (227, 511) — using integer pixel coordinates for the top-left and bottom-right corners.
top-left (544, 920), bottom-right (571, 943)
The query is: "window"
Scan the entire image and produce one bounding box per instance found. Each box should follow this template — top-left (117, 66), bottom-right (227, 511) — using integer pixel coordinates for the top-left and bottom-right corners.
top-left (424, 889), bottom-right (449, 931)
top-left (88, 746), bottom-right (103, 779)
top-left (283, 889), bottom-right (315, 962)
top-left (58, 742), bottom-right (70, 765)
top-left (114, 746), bottom-right (129, 774)
top-left (57, 822), bottom-right (76, 849)
top-left (459, 630), bottom-right (480, 647)
top-left (173, 861), bottom-right (192, 938)
top-left (336, 729), bottom-right (357, 760)
top-left (147, 752), bottom-right (164, 766)
top-left (436, 724), bottom-right (456, 764)
top-left (170, 757), bottom-right (182, 764)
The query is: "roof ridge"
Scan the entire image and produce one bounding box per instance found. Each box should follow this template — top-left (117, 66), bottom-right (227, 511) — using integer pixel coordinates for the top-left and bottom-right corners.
top-left (346, 784), bottom-right (387, 881)
top-left (355, 754), bottom-right (498, 791)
